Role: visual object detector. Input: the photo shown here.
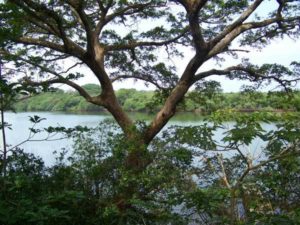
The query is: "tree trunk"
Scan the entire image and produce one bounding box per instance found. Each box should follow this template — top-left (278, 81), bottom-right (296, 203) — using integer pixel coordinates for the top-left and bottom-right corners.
top-left (0, 106), bottom-right (7, 177)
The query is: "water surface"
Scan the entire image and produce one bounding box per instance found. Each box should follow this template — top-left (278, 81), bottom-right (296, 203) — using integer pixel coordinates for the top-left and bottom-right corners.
top-left (1, 111), bottom-right (275, 165)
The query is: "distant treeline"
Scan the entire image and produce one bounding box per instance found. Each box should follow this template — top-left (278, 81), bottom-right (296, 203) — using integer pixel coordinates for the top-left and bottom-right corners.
top-left (14, 84), bottom-right (300, 113)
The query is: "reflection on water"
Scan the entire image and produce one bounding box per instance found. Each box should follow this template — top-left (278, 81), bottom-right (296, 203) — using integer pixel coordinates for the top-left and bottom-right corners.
top-left (61, 111), bottom-right (206, 122)
top-left (128, 112), bottom-right (206, 122)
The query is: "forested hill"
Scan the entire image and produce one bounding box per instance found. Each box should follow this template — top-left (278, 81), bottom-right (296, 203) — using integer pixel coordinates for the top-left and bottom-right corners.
top-left (14, 84), bottom-right (300, 113)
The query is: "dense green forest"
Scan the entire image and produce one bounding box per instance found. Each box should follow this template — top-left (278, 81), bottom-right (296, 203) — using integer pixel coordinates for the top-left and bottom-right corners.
top-left (14, 84), bottom-right (300, 113)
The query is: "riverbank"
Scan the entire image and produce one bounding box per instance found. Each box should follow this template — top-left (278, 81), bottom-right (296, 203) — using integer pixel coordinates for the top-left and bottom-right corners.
top-left (14, 85), bottom-right (300, 113)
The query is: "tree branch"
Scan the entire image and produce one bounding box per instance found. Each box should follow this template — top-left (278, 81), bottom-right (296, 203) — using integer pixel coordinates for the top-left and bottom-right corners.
top-left (186, 0), bottom-right (208, 52)
top-left (211, 0), bottom-right (264, 47)
top-left (9, 0), bottom-right (60, 35)
top-left (61, 62), bottom-right (84, 74)
top-left (20, 56), bottom-right (134, 134)
top-left (105, 27), bottom-right (188, 52)
top-left (17, 37), bottom-right (65, 53)
top-left (208, 15), bottom-right (300, 58)
top-left (15, 56), bottom-right (94, 102)
top-left (217, 154), bottom-right (231, 189)
top-left (95, 0), bottom-right (115, 36)
top-left (144, 48), bottom-right (210, 144)
top-left (111, 74), bottom-right (163, 90)
top-left (105, 2), bottom-right (153, 24)
top-left (236, 142), bottom-right (300, 187)
top-left (193, 64), bottom-right (300, 90)
top-left (67, 2), bottom-right (85, 28)
top-left (144, 79), bottom-right (191, 144)
top-left (17, 0), bottom-right (68, 39)
top-left (10, 0), bottom-right (87, 58)
top-left (65, 0), bottom-right (94, 50)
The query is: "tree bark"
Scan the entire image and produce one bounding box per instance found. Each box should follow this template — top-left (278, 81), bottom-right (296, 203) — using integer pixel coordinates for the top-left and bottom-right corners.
top-left (144, 52), bottom-right (208, 144)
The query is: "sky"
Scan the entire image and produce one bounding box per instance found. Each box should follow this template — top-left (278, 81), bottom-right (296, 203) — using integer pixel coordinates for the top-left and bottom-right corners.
top-left (71, 1), bottom-right (300, 93)
top-left (98, 37), bottom-right (299, 92)
top-left (201, 38), bottom-right (300, 92)
top-left (1, 0), bottom-right (299, 93)
top-left (59, 24), bottom-right (300, 93)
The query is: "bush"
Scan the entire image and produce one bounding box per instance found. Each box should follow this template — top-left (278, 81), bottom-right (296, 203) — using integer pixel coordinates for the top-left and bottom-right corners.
top-left (1, 116), bottom-right (299, 225)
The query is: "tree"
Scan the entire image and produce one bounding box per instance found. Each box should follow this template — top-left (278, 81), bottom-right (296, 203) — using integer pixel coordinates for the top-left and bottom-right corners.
top-left (1, 0), bottom-right (300, 142)
top-left (169, 111), bottom-right (300, 224)
top-left (0, 0), bottom-right (300, 186)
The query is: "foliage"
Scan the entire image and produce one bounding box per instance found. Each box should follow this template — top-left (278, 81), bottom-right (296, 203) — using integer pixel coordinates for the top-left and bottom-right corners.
top-left (14, 86), bottom-right (300, 113)
top-left (169, 111), bottom-right (300, 224)
top-left (0, 114), bottom-right (299, 224)
top-left (0, 121), bottom-right (197, 225)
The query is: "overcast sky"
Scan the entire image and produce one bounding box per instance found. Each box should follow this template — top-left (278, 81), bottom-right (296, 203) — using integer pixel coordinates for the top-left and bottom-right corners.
top-left (1, 0), bottom-right (299, 92)
top-left (98, 37), bottom-right (299, 92)
top-left (73, 29), bottom-right (299, 93)
top-left (73, 1), bottom-right (300, 92)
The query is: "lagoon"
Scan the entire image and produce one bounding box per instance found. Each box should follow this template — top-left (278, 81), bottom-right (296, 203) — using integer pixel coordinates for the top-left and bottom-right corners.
top-left (2, 111), bottom-right (275, 165)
